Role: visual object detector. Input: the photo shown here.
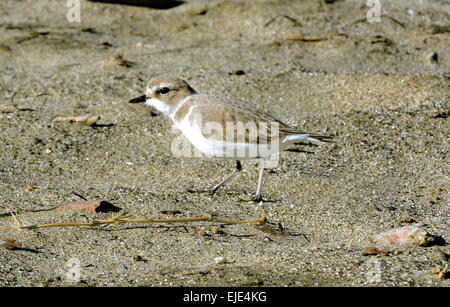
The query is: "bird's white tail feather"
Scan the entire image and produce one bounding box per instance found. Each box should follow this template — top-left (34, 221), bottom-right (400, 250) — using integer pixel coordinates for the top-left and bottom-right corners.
top-left (282, 134), bottom-right (322, 145)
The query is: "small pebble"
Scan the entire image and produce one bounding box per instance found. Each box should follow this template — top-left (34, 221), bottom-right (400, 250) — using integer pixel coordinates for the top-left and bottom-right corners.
top-left (362, 247), bottom-right (388, 256)
top-left (214, 256), bottom-right (226, 264)
top-left (431, 264), bottom-right (448, 280)
top-left (373, 225), bottom-right (437, 246)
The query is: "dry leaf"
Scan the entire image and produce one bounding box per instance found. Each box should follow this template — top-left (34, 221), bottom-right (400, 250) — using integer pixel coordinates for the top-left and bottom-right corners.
top-left (4, 238), bottom-right (21, 250)
top-left (195, 230), bottom-right (206, 236)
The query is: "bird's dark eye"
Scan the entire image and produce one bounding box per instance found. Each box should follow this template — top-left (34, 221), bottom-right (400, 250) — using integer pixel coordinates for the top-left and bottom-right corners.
top-left (159, 87), bottom-right (171, 95)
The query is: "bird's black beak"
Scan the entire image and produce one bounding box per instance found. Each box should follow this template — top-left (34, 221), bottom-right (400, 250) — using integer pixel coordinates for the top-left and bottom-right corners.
top-left (129, 95), bottom-right (147, 104)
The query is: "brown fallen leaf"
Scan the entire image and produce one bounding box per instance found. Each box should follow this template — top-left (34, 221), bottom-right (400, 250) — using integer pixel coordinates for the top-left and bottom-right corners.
top-left (195, 230), bottom-right (207, 236)
top-left (160, 210), bottom-right (181, 215)
top-left (52, 200), bottom-right (121, 213)
top-left (284, 35), bottom-right (327, 41)
top-left (3, 238), bottom-right (21, 250)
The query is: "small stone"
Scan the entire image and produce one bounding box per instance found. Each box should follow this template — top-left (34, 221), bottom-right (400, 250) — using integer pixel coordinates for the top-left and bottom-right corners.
top-left (362, 247), bottom-right (388, 256)
top-left (214, 256), bottom-right (226, 264)
top-left (431, 265), bottom-right (443, 275)
top-left (431, 264), bottom-right (448, 280)
top-left (373, 225), bottom-right (439, 246)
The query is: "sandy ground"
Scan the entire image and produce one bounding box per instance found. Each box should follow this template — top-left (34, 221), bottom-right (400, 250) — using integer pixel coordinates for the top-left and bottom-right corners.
top-left (0, 0), bottom-right (448, 286)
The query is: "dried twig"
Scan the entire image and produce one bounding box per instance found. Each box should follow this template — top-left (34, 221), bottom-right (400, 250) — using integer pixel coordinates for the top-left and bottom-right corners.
top-left (352, 15), bottom-right (405, 28)
top-left (264, 15), bottom-right (303, 27)
top-left (1, 212), bottom-right (266, 231)
top-left (52, 115), bottom-right (100, 126)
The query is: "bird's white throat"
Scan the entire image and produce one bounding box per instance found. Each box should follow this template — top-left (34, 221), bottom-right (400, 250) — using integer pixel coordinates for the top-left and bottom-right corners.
top-left (145, 95), bottom-right (193, 119)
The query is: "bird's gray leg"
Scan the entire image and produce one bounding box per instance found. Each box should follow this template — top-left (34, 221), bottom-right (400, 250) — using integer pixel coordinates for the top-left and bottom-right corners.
top-left (210, 160), bottom-right (242, 196)
top-left (253, 159), bottom-right (265, 202)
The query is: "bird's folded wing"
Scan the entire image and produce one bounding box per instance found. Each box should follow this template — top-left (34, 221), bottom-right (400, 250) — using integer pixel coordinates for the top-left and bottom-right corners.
top-left (187, 98), bottom-right (286, 145)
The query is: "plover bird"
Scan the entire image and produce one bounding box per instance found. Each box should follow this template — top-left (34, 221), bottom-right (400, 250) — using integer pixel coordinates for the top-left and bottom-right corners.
top-left (129, 76), bottom-right (331, 201)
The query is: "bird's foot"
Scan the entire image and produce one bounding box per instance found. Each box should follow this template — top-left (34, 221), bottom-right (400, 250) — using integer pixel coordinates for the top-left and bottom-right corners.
top-left (252, 194), bottom-right (264, 203)
top-left (239, 194), bottom-right (274, 203)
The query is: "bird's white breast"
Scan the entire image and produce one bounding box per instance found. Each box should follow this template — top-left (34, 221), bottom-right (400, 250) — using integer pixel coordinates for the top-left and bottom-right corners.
top-left (172, 103), bottom-right (277, 159)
